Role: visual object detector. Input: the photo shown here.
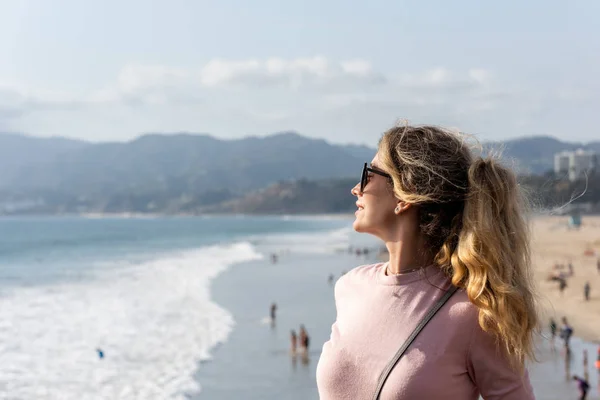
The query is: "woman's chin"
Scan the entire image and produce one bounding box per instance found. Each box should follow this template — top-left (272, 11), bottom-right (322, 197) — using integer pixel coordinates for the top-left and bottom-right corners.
top-left (353, 217), bottom-right (380, 236)
top-left (352, 218), bottom-right (367, 233)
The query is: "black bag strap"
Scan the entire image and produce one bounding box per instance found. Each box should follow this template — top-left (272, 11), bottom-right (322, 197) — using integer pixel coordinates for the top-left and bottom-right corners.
top-left (372, 285), bottom-right (459, 400)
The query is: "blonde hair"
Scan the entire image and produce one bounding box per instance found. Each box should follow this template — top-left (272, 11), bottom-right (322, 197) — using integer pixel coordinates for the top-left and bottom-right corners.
top-left (378, 124), bottom-right (538, 370)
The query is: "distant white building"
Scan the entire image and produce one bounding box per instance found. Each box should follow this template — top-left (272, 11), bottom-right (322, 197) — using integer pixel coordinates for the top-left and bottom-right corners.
top-left (554, 152), bottom-right (570, 175)
top-left (554, 149), bottom-right (597, 181)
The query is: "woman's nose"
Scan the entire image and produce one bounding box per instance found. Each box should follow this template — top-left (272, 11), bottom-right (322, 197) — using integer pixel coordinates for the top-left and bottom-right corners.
top-left (351, 182), bottom-right (361, 196)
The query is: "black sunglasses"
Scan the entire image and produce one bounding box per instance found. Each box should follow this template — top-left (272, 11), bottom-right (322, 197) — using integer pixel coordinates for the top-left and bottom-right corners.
top-left (361, 162), bottom-right (392, 193)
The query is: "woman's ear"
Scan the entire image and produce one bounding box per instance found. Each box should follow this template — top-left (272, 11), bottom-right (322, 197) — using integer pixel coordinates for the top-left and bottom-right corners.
top-left (394, 201), bottom-right (411, 215)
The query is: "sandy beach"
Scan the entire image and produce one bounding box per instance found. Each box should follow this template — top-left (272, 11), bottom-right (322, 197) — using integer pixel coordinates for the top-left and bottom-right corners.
top-left (532, 215), bottom-right (600, 343)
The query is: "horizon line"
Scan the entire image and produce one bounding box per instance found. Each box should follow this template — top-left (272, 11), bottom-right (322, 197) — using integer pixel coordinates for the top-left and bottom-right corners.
top-left (0, 130), bottom-right (598, 147)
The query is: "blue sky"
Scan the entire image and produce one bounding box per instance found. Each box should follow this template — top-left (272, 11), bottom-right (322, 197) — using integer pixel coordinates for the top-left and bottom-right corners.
top-left (0, 0), bottom-right (598, 145)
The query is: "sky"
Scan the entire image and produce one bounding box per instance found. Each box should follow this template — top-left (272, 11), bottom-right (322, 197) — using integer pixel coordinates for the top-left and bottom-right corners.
top-left (0, 0), bottom-right (599, 146)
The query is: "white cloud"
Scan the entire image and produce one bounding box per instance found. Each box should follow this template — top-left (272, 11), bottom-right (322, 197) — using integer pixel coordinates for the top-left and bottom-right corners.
top-left (78, 58), bottom-right (492, 108)
top-left (468, 69), bottom-right (490, 85)
top-left (197, 56), bottom-right (383, 89)
top-left (425, 67), bottom-right (449, 85)
top-left (200, 59), bottom-right (261, 87)
top-left (340, 59), bottom-right (373, 76)
top-left (88, 64), bottom-right (195, 105)
top-left (117, 65), bottom-right (189, 92)
top-left (1, 56), bottom-right (596, 143)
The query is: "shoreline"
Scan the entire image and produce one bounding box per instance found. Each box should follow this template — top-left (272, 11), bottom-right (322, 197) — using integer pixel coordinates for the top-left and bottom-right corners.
top-left (0, 212), bottom-right (356, 219)
top-left (192, 250), bottom-right (369, 399)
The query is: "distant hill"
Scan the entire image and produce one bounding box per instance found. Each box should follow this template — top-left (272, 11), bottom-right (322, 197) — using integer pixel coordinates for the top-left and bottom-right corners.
top-left (484, 136), bottom-right (600, 174)
top-left (0, 131), bottom-right (371, 214)
top-left (198, 178), bottom-right (358, 215)
top-left (200, 173), bottom-right (600, 215)
top-left (1, 131), bottom-right (599, 215)
top-left (0, 131), bottom-right (366, 192)
top-left (0, 132), bottom-right (90, 187)
top-left (338, 143), bottom-right (377, 161)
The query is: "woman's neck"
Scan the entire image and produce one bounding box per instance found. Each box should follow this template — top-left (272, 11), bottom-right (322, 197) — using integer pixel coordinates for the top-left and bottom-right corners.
top-left (385, 239), bottom-right (432, 275)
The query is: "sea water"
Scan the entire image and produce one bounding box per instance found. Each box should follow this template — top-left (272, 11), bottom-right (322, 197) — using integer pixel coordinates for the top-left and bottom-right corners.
top-left (0, 215), bottom-right (353, 400)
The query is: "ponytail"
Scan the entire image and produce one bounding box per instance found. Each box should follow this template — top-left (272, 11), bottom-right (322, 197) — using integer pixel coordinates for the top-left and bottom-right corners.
top-left (437, 157), bottom-right (538, 370)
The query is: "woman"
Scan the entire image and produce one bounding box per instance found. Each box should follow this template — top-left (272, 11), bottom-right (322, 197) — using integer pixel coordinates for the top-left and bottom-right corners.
top-left (316, 125), bottom-right (538, 399)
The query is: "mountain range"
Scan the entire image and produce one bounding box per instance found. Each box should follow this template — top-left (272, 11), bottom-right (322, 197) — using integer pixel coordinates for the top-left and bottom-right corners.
top-left (0, 131), bottom-right (598, 214)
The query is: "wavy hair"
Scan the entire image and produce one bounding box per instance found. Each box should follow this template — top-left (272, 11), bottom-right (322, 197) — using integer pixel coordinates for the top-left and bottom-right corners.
top-left (378, 124), bottom-right (538, 370)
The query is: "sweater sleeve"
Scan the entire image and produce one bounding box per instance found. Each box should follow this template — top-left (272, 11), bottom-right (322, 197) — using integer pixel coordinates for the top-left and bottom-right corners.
top-left (467, 323), bottom-right (536, 400)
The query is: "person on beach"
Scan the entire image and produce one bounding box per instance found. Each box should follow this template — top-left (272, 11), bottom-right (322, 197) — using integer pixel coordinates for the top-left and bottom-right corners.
top-left (299, 325), bottom-right (310, 353)
top-left (549, 318), bottom-right (557, 349)
top-left (559, 278), bottom-right (567, 295)
top-left (560, 317), bottom-right (574, 348)
top-left (328, 273), bottom-right (335, 285)
top-left (572, 375), bottom-right (589, 400)
top-left (568, 262), bottom-right (574, 277)
top-left (583, 350), bottom-right (589, 381)
top-left (316, 125), bottom-right (538, 399)
top-left (270, 302), bottom-right (277, 325)
top-left (584, 281), bottom-right (590, 301)
top-left (290, 330), bottom-right (298, 355)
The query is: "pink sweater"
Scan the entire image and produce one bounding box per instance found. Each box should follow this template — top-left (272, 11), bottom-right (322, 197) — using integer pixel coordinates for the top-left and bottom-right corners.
top-left (316, 263), bottom-right (535, 399)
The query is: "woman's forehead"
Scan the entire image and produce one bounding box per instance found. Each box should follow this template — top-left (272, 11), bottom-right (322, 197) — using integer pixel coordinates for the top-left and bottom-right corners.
top-left (370, 153), bottom-right (380, 166)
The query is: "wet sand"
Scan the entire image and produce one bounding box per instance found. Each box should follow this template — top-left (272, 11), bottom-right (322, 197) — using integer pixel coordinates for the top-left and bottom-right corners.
top-left (192, 251), bottom-right (364, 400)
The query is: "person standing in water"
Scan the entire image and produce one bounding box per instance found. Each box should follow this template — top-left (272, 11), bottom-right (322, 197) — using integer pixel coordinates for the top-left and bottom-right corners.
top-left (583, 350), bottom-right (589, 382)
top-left (299, 325), bottom-right (309, 352)
top-left (290, 330), bottom-right (298, 355)
top-left (316, 125), bottom-right (538, 399)
top-left (550, 318), bottom-right (557, 350)
top-left (561, 317), bottom-right (574, 348)
top-left (299, 325), bottom-right (310, 365)
top-left (270, 302), bottom-right (277, 325)
top-left (572, 375), bottom-right (589, 400)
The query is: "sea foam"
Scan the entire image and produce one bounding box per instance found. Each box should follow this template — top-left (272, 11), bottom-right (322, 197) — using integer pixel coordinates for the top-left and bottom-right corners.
top-left (0, 241), bottom-right (262, 400)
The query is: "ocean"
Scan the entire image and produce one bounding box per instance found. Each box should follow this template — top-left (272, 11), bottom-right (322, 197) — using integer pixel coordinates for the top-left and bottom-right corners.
top-left (0, 215), bottom-right (356, 399)
top-left (0, 215), bottom-right (598, 399)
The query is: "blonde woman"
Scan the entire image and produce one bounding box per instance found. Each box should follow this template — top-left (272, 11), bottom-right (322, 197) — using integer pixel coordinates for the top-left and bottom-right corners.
top-left (316, 125), bottom-right (538, 399)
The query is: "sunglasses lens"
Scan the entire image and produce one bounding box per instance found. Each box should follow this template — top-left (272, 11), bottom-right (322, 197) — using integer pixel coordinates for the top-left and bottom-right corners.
top-left (360, 164), bottom-right (367, 192)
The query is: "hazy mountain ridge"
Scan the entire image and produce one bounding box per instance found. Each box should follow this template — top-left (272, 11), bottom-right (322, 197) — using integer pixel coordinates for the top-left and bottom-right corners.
top-left (0, 132), bottom-right (90, 187)
top-left (0, 131), bottom-right (363, 193)
top-left (483, 135), bottom-right (600, 174)
top-left (1, 131), bottom-right (598, 215)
